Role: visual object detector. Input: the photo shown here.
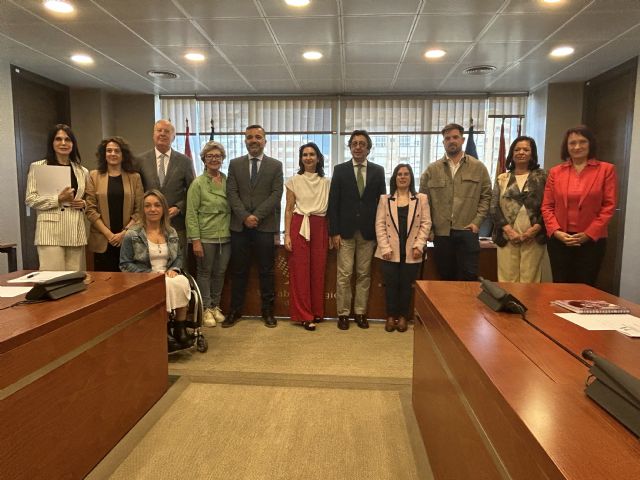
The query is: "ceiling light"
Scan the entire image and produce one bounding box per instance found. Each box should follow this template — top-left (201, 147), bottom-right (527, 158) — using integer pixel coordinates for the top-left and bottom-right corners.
top-left (303, 51), bottom-right (323, 60)
top-left (550, 46), bottom-right (574, 57)
top-left (44, 0), bottom-right (74, 13)
top-left (184, 52), bottom-right (205, 62)
top-left (70, 54), bottom-right (93, 65)
top-left (147, 70), bottom-right (179, 79)
top-left (463, 65), bottom-right (497, 75)
top-left (285, 0), bottom-right (311, 6)
top-left (542, 0), bottom-right (562, 3)
top-left (424, 49), bottom-right (446, 59)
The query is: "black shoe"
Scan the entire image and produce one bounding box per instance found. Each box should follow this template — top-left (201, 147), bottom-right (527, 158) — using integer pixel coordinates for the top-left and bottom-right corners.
top-left (302, 321), bottom-right (316, 331)
top-left (354, 314), bottom-right (369, 329)
top-left (168, 333), bottom-right (181, 352)
top-left (337, 315), bottom-right (349, 330)
top-left (222, 310), bottom-right (241, 328)
top-left (263, 310), bottom-right (277, 328)
top-left (313, 316), bottom-right (324, 323)
top-left (173, 324), bottom-right (190, 345)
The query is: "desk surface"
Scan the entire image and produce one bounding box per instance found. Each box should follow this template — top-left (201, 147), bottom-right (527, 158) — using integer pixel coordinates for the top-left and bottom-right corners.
top-left (413, 281), bottom-right (640, 480)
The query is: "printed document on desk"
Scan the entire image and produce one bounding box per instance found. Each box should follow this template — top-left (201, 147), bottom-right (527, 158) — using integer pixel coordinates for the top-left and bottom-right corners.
top-left (556, 312), bottom-right (640, 337)
top-left (8, 271), bottom-right (76, 283)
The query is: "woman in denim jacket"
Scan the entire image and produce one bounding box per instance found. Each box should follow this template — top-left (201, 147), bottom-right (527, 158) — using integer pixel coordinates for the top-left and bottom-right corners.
top-left (120, 189), bottom-right (191, 347)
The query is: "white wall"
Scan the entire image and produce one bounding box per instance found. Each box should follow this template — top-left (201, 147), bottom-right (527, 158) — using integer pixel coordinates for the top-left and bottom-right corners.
top-left (526, 85), bottom-right (548, 166)
top-left (620, 67), bottom-right (640, 302)
top-left (0, 59), bottom-right (20, 273)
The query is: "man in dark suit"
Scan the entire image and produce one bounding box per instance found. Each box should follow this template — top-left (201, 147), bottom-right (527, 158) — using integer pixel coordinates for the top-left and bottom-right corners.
top-left (136, 119), bottom-right (196, 267)
top-left (328, 130), bottom-right (386, 330)
top-left (222, 125), bottom-right (283, 328)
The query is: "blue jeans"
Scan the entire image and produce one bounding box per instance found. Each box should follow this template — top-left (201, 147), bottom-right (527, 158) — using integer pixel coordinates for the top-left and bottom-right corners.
top-left (195, 242), bottom-right (231, 308)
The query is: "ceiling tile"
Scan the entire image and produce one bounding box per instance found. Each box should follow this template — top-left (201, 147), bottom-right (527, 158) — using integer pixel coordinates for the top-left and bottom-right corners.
top-left (397, 62), bottom-right (458, 78)
top-left (345, 43), bottom-right (405, 64)
top-left (281, 44), bottom-right (340, 64)
top-left (552, 11), bottom-right (640, 43)
top-left (342, 0), bottom-right (422, 15)
top-left (60, 20), bottom-right (151, 50)
top-left (343, 16), bottom-right (415, 43)
top-left (392, 78), bottom-right (445, 92)
top-left (290, 63), bottom-right (343, 80)
top-left (194, 18), bottom-right (273, 45)
top-left (268, 17), bottom-right (339, 44)
top-left (505, 0), bottom-right (590, 14)
top-left (481, 13), bottom-right (575, 43)
top-left (96, 0), bottom-right (187, 21)
top-left (298, 78), bottom-right (343, 92)
top-left (249, 79), bottom-right (300, 93)
top-left (125, 19), bottom-right (210, 46)
top-left (216, 45), bottom-right (284, 65)
top-left (465, 41), bottom-right (540, 65)
top-left (412, 14), bottom-right (494, 43)
top-left (236, 64), bottom-right (293, 81)
top-left (404, 42), bottom-right (470, 64)
top-left (260, 0), bottom-right (339, 16)
top-left (345, 79), bottom-right (394, 93)
top-left (345, 63), bottom-right (397, 79)
top-left (177, 0), bottom-right (260, 18)
top-left (419, 0), bottom-right (505, 14)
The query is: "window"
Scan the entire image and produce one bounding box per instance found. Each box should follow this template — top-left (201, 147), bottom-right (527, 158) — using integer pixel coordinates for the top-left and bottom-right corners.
top-left (161, 94), bottom-right (528, 230)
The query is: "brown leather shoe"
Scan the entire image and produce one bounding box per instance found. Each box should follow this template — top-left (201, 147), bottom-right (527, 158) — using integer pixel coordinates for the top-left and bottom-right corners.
top-left (337, 315), bottom-right (349, 330)
top-left (385, 317), bottom-right (396, 332)
top-left (354, 314), bottom-right (369, 329)
top-left (397, 316), bottom-right (408, 332)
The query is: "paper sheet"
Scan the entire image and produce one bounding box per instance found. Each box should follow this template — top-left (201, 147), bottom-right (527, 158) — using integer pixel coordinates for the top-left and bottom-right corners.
top-left (7, 271), bottom-right (76, 283)
top-left (0, 286), bottom-right (31, 297)
top-left (33, 164), bottom-right (71, 196)
top-left (555, 312), bottom-right (640, 337)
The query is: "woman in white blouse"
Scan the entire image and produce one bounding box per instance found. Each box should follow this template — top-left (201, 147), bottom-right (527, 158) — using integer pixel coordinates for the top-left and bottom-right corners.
top-left (120, 189), bottom-right (191, 349)
top-left (284, 142), bottom-right (331, 331)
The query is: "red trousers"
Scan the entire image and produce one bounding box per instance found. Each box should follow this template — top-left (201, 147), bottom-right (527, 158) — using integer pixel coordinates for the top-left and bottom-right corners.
top-left (288, 214), bottom-right (328, 322)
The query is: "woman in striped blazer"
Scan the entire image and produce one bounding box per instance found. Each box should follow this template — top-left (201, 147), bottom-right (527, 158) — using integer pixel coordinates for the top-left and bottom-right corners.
top-left (25, 124), bottom-right (89, 271)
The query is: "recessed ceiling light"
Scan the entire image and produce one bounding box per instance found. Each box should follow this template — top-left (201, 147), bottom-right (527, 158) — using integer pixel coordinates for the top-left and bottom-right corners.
top-left (542, 0), bottom-right (562, 4)
top-left (285, 0), bottom-right (310, 6)
top-left (424, 49), bottom-right (446, 59)
top-left (185, 52), bottom-right (205, 62)
top-left (550, 46), bottom-right (574, 57)
top-left (70, 54), bottom-right (93, 65)
top-left (303, 51), bottom-right (323, 60)
top-left (147, 70), bottom-right (179, 79)
top-left (44, 0), bottom-right (74, 13)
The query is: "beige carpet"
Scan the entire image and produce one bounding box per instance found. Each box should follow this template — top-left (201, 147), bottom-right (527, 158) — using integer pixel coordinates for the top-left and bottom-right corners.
top-left (88, 320), bottom-right (433, 480)
top-left (168, 319), bottom-right (414, 380)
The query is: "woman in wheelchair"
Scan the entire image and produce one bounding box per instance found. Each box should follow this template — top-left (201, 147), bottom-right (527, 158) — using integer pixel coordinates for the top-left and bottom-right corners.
top-left (120, 189), bottom-right (192, 348)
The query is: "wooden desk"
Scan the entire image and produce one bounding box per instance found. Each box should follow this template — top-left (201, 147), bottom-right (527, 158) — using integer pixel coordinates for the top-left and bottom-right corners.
top-left (0, 243), bottom-right (18, 272)
top-left (216, 241), bottom-right (497, 318)
top-left (0, 271), bottom-right (168, 480)
top-left (413, 281), bottom-right (640, 480)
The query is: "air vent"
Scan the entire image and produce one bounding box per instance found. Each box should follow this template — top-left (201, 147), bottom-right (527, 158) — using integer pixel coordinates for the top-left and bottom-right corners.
top-left (147, 70), bottom-right (179, 79)
top-left (463, 65), bottom-right (497, 76)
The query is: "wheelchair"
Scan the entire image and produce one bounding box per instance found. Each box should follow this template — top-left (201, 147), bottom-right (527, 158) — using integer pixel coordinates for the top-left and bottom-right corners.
top-left (167, 271), bottom-right (208, 354)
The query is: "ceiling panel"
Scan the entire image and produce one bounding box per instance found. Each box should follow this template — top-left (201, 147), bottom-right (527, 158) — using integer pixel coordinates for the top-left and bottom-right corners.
top-left (412, 14), bottom-right (494, 43)
top-left (343, 16), bottom-right (415, 43)
top-left (194, 18), bottom-right (273, 45)
top-left (1, 0), bottom-right (639, 95)
top-left (342, 0), bottom-right (422, 15)
top-left (345, 43), bottom-right (405, 64)
top-left (268, 17), bottom-right (339, 44)
top-left (125, 19), bottom-right (210, 46)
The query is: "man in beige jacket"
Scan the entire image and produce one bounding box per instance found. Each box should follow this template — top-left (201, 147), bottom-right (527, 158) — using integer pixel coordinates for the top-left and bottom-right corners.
top-left (419, 123), bottom-right (491, 280)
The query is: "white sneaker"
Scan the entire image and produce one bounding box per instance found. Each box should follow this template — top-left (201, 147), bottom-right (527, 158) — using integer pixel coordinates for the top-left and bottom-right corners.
top-left (212, 306), bottom-right (225, 323)
top-left (203, 308), bottom-right (216, 327)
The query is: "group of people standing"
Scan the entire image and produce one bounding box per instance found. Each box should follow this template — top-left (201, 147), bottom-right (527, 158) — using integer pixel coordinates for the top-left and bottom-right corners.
top-left (25, 119), bottom-right (618, 341)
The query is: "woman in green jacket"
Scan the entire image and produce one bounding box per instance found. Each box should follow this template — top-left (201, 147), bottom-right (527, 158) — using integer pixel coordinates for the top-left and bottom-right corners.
top-left (186, 141), bottom-right (231, 327)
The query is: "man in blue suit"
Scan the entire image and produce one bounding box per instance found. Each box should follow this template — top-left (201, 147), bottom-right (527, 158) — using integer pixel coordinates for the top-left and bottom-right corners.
top-left (222, 125), bottom-right (284, 328)
top-left (328, 130), bottom-right (386, 330)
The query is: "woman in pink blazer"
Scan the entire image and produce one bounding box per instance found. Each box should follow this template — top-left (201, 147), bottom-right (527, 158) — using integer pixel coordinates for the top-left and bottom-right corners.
top-left (375, 164), bottom-right (431, 332)
top-left (541, 125), bottom-right (618, 286)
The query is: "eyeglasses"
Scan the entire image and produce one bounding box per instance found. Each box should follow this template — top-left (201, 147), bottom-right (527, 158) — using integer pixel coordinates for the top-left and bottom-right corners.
top-left (204, 154), bottom-right (223, 161)
top-left (350, 141), bottom-right (368, 148)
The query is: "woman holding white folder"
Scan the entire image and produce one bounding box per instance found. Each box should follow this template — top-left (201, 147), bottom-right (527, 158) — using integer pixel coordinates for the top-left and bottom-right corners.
top-left (25, 124), bottom-right (89, 271)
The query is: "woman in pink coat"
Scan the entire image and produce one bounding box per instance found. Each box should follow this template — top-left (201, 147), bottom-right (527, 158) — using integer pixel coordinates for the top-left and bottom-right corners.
top-left (541, 125), bottom-right (617, 286)
top-left (375, 164), bottom-right (431, 332)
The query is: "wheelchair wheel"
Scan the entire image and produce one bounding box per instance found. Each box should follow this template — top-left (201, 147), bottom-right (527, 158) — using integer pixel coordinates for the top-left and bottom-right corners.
top-left (196, 334), bottom-right (208, 353)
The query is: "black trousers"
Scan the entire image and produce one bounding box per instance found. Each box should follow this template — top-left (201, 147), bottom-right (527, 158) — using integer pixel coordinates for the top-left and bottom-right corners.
top-left (381, 260), bottom-right (420, 317)
top-left (230, 228), bottom-right (276, 312)
top-left (433, 230), bottom-right (480, 281)
top-left (94, 244), bottom-right (121, 272)
top-left (547, 235), bottom-right (606, 286)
